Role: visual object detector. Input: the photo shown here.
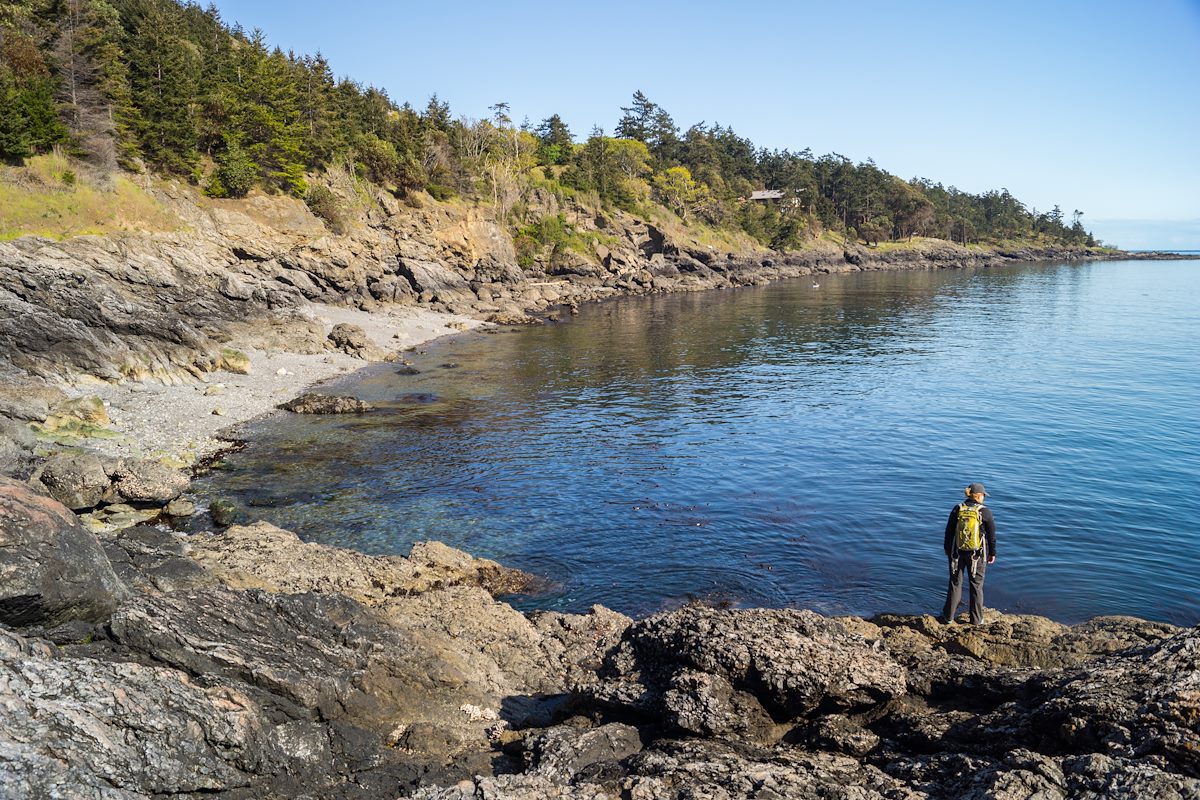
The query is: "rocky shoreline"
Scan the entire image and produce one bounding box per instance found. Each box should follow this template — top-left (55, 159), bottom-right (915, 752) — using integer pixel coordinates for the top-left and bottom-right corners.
top-left (3, 186), bottom-right (1197, 797)
top-left (0, 182), bottom-right (1176, 472)
top-left (2, 475), bottom-right (1197, 798)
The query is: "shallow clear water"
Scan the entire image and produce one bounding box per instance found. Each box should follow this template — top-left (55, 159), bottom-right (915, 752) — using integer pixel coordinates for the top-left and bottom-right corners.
top-left (195, 258), bottom-right (1200, 624)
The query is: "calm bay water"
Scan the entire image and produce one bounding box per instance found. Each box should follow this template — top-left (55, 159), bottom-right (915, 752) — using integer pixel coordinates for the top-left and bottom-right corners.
top-left (195, 258), bottom-right (1200, 625)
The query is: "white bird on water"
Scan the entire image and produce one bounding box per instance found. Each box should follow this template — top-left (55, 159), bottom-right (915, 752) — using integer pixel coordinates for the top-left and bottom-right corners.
top-left (812, 280), bottom-right (820, 289)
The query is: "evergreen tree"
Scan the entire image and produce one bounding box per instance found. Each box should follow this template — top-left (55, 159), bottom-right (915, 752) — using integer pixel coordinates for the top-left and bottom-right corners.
top-left (124, 0), bottom-right (199, 173)
top-left (205, 132), bottom-right (256, 197)
top-left (298, 52), bottom-right (338, 164)
top-left (48, 0), bottom-right (131, 167)
top-left (647, 106), bottom-right (680, 165)
top-left (0, 69), bottom-right (35, 159)
top-left (188, 0), bottom-right (236, 160)
top-left (227, 32), bottom-right (307, 193)
top-left (422, 93), bottom-right (451, 133)
top-left (616, 90), bottom-right (656, 142)
top-left (535, 113), bottom-right (572, 165)
top-left (0, 21), bottom-right (68, 159)
top-left (615, 90), bottom-right (679, 165)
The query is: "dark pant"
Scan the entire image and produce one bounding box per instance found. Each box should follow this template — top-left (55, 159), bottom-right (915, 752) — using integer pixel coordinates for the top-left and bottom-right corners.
top-left (942, 549), bottom-right (987, 624)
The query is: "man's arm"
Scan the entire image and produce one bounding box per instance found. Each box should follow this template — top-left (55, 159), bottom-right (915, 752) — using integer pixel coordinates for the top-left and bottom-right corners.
top-left (983, 508), bottom-right (997, 560)
top-left (944, 508), bottom-right (957, 556)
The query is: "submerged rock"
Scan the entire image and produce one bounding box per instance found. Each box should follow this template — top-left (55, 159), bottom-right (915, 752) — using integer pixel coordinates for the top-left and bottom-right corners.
top-left (207, 497), bottom-right (243, 527)
top-left (278, 392), bottom-right (373, 414)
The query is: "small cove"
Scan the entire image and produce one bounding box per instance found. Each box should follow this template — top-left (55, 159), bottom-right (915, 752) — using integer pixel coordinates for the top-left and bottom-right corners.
top-left (194, 258), bottom-right (1200, 625)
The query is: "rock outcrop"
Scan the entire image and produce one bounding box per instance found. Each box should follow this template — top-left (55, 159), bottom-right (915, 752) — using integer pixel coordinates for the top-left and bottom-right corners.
top-left (187, 521), bottom-right (535, 602)
top-left (591, 606), bottom-right (907, 742)
top-left (26, 452), bottom-right (190, 535)
top-left (327, 322), bottom-right (394, 361)
top-left (0, 492), bottom-right (1196, 798)
top-left (0, 477), bottom-right (128, 626)
top-left (31, 452), bottom-right (189, 510)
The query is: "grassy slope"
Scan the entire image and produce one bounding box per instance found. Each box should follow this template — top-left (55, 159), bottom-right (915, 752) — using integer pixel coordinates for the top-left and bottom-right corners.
top-left (0, 153), bottom-right (182, 241)
top-left (0, 156), bottom-right (1117, 259)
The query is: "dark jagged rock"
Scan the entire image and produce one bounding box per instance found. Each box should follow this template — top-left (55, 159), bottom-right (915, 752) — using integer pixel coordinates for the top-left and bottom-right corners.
top-left (109, 588), bottom-right (431, 731)
top-left (0, 625), bottom-right (284, 798)
top-left (102, 526), bottom-right (215, 595)
top-left (518, 722), bottom-right (643, 782)
top-left (412, 738), bottom-right (921, 800)
top-left (591, 605), bottom-right (907, 742)
top-left (105, 583), bottom-right (570, 773)
top-left (0, 622), bottom-right (436, 799)
top-left (1, 468), bottom-right (1194, 799)
top-left (0, 477), bottom-right (128, 626)
top-left (278, 392), bottom-right (374, 414)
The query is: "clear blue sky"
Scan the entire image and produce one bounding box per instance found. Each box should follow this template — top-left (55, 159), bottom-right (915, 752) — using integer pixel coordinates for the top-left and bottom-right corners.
top-left (209, 0), bottom-right (1200, 249)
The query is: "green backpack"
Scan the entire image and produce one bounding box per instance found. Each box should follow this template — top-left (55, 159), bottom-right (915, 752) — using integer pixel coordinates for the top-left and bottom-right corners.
top-left (955, 503), bottom-right (985, 552)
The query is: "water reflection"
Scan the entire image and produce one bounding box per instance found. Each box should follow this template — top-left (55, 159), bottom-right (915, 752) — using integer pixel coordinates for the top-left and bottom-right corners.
top-left (195, 259), bottom-right (1200, 624)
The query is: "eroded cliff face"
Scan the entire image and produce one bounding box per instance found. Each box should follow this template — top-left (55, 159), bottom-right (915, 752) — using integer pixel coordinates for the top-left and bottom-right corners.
top-left (0, 178), bottom-right (1097, 390)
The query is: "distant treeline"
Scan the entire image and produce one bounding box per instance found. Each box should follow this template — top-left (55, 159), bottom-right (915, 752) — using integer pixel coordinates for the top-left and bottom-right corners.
top-left (0, 0), bottom-right (1097, 248)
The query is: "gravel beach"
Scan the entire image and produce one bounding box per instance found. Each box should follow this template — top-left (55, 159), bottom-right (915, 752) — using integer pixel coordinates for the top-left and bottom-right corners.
top-left (69, 303), bottom-right (483, 465)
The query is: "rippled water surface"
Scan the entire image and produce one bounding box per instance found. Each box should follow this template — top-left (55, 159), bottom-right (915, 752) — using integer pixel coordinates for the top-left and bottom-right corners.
top-left (196, 259), bottom-right (1200, 624)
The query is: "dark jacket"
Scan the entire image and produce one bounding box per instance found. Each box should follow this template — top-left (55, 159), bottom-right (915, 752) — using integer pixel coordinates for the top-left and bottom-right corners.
top-left (943, 500), bottom-right (996, 557)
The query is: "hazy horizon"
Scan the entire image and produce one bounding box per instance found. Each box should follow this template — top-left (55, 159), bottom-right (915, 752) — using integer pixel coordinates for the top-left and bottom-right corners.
top-left (1088, 218), bottom-right (1200, 251)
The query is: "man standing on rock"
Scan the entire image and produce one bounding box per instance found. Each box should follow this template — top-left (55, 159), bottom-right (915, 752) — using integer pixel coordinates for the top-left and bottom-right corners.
top-left (940, 483), bottom-right (996, 625)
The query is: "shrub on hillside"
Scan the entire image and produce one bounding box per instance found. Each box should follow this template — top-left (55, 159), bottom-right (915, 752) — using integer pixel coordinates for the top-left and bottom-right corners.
top-left (305, 184), bottom-right (347, 234)
top-left (205, 140), bottom-right (258, 198)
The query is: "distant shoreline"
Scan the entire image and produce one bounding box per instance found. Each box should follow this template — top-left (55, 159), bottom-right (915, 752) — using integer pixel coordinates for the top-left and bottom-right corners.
top-left (18, 244), bottom-right (1191, 469)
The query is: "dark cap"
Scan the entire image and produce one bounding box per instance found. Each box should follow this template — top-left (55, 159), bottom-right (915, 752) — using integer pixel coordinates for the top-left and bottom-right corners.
top-left (967, 482), bottom-right (988, 496)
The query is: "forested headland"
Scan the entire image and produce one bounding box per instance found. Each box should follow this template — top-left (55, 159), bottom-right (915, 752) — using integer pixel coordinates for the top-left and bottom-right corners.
top-left (2, 0), bottom-right (1100, 251)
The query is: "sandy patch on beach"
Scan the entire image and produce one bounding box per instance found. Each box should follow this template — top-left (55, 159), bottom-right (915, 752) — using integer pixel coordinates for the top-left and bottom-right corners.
top-left (73, 304), bottom-right (483, 464)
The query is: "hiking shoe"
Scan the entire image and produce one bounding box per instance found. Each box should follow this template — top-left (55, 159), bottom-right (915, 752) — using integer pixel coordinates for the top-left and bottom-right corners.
top-left (938, 616), bottom-right (956, 626)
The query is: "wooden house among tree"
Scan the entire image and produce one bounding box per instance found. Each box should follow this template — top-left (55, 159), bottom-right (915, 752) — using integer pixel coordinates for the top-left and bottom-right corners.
top-left (747, 189), bottom-right (803, 209)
